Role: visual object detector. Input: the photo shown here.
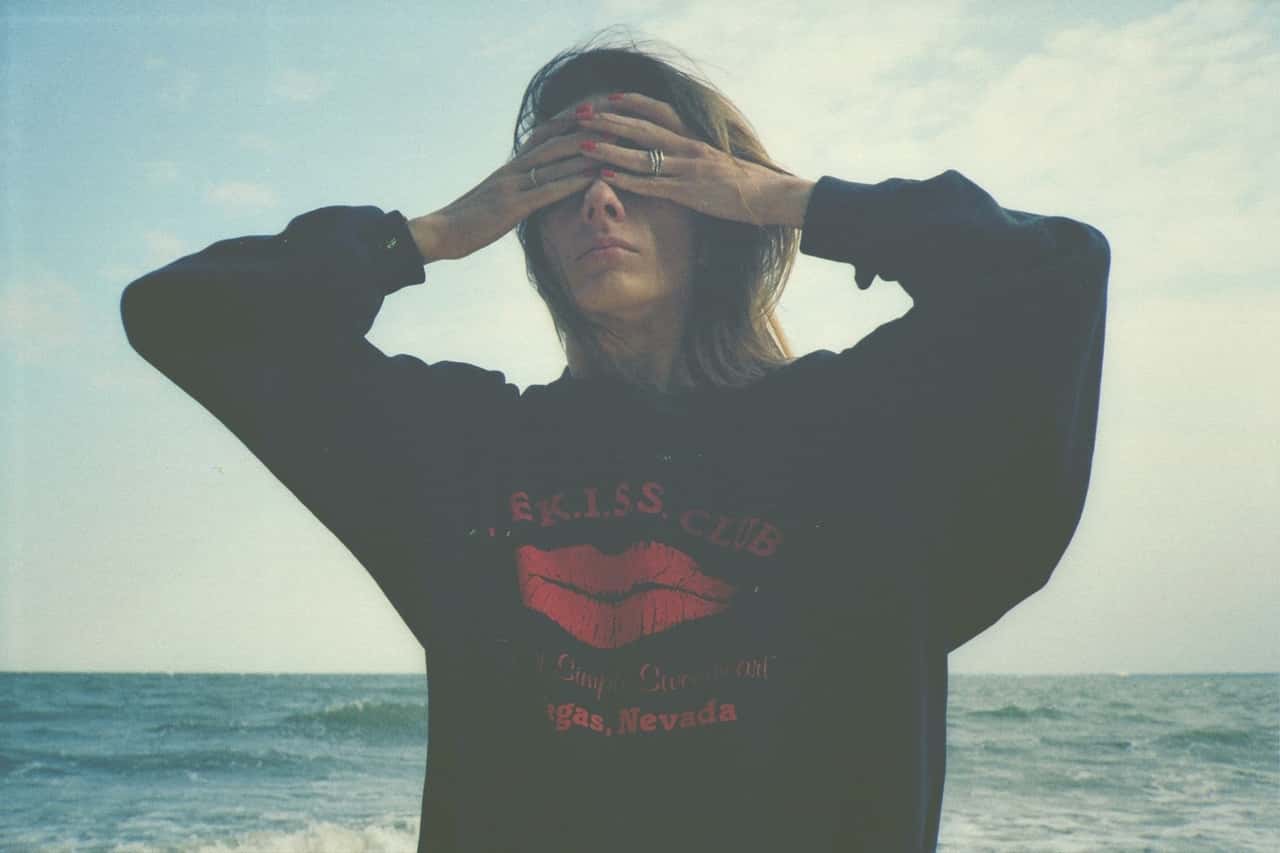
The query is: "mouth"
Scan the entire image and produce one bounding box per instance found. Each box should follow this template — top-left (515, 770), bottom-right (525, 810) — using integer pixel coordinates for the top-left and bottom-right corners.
top-left (579, 242), bottom-right (637, 259)
top-left (516, 542), bottom-right (738, 648)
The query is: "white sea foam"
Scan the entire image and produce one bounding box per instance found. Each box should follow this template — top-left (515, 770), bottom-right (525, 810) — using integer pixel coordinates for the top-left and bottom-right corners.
top-left (105, 819), bottom-right (420, 853)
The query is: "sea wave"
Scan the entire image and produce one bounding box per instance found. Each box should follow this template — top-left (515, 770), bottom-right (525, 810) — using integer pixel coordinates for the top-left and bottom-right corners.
top-left (963, 703), bottom-right (1070, 721)
top-left (71, 748), bottom-right (343, 774)
top-left (101, 818), bottom-right (420, 853)
top-left (280, 700), bottom-right (427, 740)
top-left (147, 718), bottom-right (255, 736)
top-left (1153, 725), bottom-right (1261, 750)
top-left (1038, 735), bottom-right (1135, 751)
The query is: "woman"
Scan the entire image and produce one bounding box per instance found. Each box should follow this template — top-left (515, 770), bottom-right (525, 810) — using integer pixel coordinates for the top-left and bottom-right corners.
top-left (120, 30), bottom-right (1109, 853)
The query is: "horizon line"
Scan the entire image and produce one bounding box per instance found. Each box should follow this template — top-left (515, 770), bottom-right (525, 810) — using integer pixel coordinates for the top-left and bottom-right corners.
top-left (3, 669), bottom-right (1277, 677)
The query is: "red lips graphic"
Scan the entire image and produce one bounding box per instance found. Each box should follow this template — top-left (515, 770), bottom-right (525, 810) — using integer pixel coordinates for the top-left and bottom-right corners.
top-left (516, 542), bottom-right (738, 648)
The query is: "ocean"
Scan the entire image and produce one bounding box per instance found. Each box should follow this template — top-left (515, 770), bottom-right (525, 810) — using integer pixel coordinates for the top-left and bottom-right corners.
top-left (1, 672), bottom-right (1275, 852)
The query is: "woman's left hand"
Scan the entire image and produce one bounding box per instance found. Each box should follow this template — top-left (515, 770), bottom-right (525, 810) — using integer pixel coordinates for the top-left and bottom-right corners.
top-left (573, 92), bottom-right (814, 228)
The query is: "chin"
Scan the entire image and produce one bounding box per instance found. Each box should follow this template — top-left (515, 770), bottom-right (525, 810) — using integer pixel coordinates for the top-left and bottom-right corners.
top-left (572, 278), bottom-right (649, 313)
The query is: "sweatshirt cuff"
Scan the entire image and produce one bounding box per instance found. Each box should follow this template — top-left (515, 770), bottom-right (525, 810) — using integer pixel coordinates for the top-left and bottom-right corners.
top-left (798, 175), bottom-right (886, 291)
top-left (376, 209), bottom-right (427, 294)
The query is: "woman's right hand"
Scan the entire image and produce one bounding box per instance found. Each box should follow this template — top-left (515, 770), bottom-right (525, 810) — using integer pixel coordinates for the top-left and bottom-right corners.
top-left (415, 108), bottom-right (614, 263)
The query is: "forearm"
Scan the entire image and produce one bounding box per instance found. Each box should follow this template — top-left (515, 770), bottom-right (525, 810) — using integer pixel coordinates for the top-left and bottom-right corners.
top-left (121, 205), bottom-right (426, 358)
top-left (797, 169), bottom-right (1109, 301)
top-left (408, 213), bottom-right (441, 265)
top-left (776, 176), bottom-right (818, 228)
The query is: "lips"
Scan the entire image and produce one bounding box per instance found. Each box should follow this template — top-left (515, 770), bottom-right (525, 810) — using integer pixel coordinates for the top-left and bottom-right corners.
top-left (579, 239), bottom-right (636, 258)
top-left (516, 542), bottom-right (738, 648)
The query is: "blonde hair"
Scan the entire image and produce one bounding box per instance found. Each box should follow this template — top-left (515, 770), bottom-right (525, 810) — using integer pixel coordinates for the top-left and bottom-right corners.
top-left (512, 26), bottom-right (800, 394)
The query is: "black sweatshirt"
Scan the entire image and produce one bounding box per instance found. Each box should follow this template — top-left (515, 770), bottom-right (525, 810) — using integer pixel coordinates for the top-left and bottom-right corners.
top-left (120, 169), bottom-right (1110, 852)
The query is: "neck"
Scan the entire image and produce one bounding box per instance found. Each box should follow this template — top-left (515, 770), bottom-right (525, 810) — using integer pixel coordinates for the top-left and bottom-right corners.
top-left (565, 303), bottom-right (691, 393)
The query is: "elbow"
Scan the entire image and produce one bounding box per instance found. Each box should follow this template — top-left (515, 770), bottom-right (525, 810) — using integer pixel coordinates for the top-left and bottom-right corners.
top-left (1067, 220), bottom-right (1111, 299)
top-left (120, 274), bottom-right (162, 357)
top-left (1044, 219), bottom-right (1110, 324)
top-left (1084, 223), bottom-right (1111, 290)
top-left (120, 271), bottom-right (188, 363)
top-left (120, 276), bottom-right (150, 353)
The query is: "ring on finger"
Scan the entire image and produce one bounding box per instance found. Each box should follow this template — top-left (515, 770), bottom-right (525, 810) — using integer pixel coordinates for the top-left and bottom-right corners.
top-left (648, 148), bottom-right (663, 176)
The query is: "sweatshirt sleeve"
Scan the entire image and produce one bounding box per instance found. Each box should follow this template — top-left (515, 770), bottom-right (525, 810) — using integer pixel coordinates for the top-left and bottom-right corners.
top-left (119, 205), bottom-right (518, 646)
top-left (798, 170), bottom-right (1110, 654)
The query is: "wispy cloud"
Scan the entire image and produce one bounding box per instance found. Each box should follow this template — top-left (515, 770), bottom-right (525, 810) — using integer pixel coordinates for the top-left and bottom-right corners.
top-left (931, 0), bottom-right (1279, 292)
top-left (631, 0), bottom-right (1276, 298)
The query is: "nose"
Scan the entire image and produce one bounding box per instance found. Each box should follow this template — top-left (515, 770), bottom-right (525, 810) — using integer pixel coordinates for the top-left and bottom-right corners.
top-left (581, 178), bottom-right (624, 223)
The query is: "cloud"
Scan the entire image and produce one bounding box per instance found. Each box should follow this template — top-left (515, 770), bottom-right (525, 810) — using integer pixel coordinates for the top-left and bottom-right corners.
top-left (268, 68), bottom-right (337, 103)
top-left (204, 180), bottom-right (279, 210)
top-left (623, 0), bottom-right (1276, 301)
top-left (930, 0), bottom-right (1279, 291)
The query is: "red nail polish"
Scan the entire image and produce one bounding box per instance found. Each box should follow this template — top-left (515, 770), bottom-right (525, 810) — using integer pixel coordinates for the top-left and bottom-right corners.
top-left (580, 141), bottom-right (596, 152)
top-left (601, 169), bottom-right (616, 178)
top-left (608, 93), bottom-right (624, 101)
top-left (575, 103), bottom-right (592, 115)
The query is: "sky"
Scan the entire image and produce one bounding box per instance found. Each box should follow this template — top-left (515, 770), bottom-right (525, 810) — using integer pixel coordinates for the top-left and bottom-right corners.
top-left (2, 0), bottom-right (1276, 674)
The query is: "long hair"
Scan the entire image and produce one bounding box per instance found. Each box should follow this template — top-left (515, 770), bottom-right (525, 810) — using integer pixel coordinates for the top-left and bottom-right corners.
top-left (512, 26), bottom-right (800, 394)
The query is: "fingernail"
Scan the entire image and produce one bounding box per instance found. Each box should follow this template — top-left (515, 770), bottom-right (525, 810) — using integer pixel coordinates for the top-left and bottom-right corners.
top-left (575, 103), bottom-right (593, 116)
top-left (608, 93), bottom-right (624, 101)
top-left (601, 169), bottom-right (616, 178)
top-left (579, 141), bottom-right (596, 152)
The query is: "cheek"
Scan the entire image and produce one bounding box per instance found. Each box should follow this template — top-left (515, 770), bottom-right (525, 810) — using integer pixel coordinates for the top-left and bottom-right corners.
top-left (538, 206), bottom-right (576, 258)
top-left (536, 222), bottom-right (572, 284)
top-left (654, 218), bottom-right (697, 261)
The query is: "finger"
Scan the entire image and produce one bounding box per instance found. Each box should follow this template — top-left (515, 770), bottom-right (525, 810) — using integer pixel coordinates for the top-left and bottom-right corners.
top-left (578, 138), bottom-right (686, 180)
top-left (519, 128), bottom-right (623, 174)
top-left (594, 168), bottom-right (681, 204)
top-left (516, 154), bottom-right (600, 198)
top-left (518, 95), bottom-right (615, 157)
top-left (518, 113), bottom-right (578, 157)
top-left (595, 167), bottom-right (726, 220)
top-left (520, 124), bottom-right (622, 162)
top-left (521, 167), bottom-right (599, 218)
top-left (526, 153), bottom-right (599, 185)
top-left (575, 111), bottom-right (703, 157)
top-left (596, 92), bottom-right (692, 138)
top-left (519, 90), bottom-right (669, 156)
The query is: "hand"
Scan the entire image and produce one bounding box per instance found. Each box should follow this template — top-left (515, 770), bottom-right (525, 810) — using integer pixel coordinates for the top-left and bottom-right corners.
top-left (570, 92), bottom-right (813, 228)
top-left (417, 105), bottom-right (616, 262)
